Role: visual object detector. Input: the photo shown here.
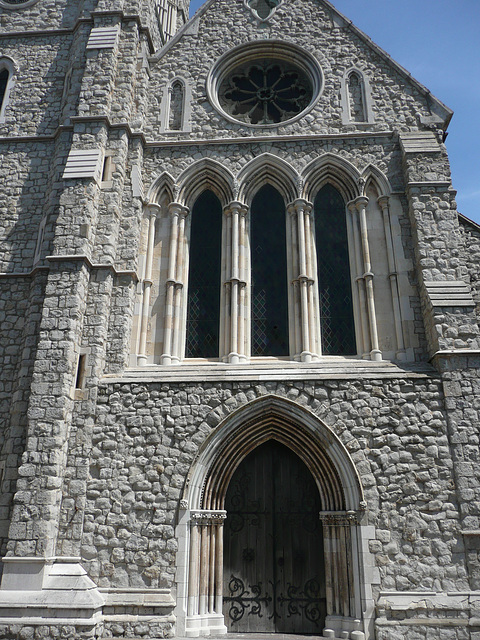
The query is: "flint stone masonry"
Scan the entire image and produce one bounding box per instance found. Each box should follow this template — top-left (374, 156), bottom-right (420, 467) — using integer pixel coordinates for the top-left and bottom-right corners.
top-left (79, 375), bottom-right (465, 589)
top-left (0, 0), bottom-right (479, 638)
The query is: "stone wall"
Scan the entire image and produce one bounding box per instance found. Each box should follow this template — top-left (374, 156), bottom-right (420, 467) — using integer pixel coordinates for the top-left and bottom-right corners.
top-left (0, 272), bottom-right (47, 556)
top-left (146, 0), bottom-right (435, 141)
top-left (73, 374), bottom-right (467, 598)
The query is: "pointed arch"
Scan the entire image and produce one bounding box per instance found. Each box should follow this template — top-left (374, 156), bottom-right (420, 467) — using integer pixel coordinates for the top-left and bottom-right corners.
top-left (159, 76), bottom-right (192, 132)
top-left (361, 163), bottom-right (392, 198)
top-left (301, 153), bottom-right (361, 203)
top-left (147, 171), bottom-right (175, 205)
top-left (237, 153), bottom-right (299, 205)
top-left (177, 158), bottom-right (235, 208)
top-left (185, 395), bottom-right (364, 513)
top-left (341, 67), bottom-right (375, 125)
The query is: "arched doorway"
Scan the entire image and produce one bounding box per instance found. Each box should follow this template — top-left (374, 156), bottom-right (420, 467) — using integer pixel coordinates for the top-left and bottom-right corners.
top-left (223, 440), bottom-right (325, 633)
top-left (178, 397), bottom-right (368, 639)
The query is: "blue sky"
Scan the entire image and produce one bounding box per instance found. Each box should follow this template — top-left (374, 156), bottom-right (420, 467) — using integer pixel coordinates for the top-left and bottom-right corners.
top-left (189, 0), bottom-right (480, 224)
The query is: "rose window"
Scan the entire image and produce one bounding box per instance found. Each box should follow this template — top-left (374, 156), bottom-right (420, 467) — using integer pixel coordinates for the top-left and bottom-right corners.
top-left (219, 60), bottom-right (313, 125)
top-left (0, 0), bottom-right (39, 6)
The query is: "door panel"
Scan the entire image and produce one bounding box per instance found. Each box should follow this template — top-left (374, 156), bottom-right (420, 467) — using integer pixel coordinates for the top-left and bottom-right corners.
top-left (223, 440), bottom-right (326, 633)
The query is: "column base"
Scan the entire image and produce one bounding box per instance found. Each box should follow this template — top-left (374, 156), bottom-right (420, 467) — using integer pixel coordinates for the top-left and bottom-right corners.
top-left (227, 352), bottom-right (247, 364)
top-left (185, 613), bottom-right (227, 637)
top-left (323, 616), bottom-right (365, 640)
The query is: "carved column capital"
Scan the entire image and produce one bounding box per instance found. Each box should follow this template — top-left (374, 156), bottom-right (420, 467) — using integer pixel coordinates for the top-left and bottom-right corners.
top-left (224, 201), bottom-right (248, 217)
top-left (168, 201), bottom-right (189, 217)
top-left (144, 202), bottom-right (162, 218)
top-left (377, 195), bottom-right (390, 211)
top-left (347, 200), bottom-right (358, 214)
top-left (190, 510), bottom-right (227, 525)
top-left (319, 510), bottom-right (359, 526)
top-left (353, 195), bottom-right (369, 212)
top-left (287, 198), bottom-right (313, 216)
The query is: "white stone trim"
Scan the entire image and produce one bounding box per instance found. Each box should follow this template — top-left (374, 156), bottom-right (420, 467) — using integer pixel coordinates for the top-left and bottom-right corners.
top-left (340, 68), bottom-right (375, 125)
top-left (399, 131), bottom-right (441, 153)
top-left (242, 0), bottom-right (285, 23)
top-left (62, 149), bottom-right (102, 181)
top-left (206, 40), bottom-right (324, 129)
top-left (0, 0), bottom-right (39, 9)
top-left (86, 26), bottom-right (120, 50)
top-left (159, 76), bottom-right (193, 133)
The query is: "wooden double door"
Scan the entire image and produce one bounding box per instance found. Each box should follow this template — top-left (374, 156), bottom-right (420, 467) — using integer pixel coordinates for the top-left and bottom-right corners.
top-left (223, 440), bottom-right (326, 633)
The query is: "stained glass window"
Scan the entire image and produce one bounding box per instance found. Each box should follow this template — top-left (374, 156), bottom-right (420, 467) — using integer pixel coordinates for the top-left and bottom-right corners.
top-left (219, 59), bottom-right (312, 126)
top-left (185, 190), bottom-right (222, 358)
top-left (315, 185), bottom-right (356, 355)
top-left (251, 185), bottom-right (289, 356)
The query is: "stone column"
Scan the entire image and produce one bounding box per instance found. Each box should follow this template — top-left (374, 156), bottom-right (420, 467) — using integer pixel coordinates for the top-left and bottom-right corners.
top-left (347, 202), bottom-right (369, 357)
top-left (223, 202), bottom-right (248, 364)
top-left (320, 511), bottom-right (364, 640)
top-left (137, 204), bottom-right (160, 366)
top-left (349, 197), bottom-right (381, 361)
top-left (377, 196), bottom-right (406, 360)
top-left (186, 510), bottom-right (227, 636)
top-left (161, 202), bottom-right (189, 365)
top-left (288, 199), bottom-right (318, 361)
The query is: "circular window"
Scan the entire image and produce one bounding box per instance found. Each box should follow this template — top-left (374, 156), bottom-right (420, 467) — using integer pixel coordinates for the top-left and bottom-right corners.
top-left (0, 0), bottom-right (39, 7)
top-left (219, 59), bottom-right (312, 125)
top-left (207, 41), bottom-right (323, 128)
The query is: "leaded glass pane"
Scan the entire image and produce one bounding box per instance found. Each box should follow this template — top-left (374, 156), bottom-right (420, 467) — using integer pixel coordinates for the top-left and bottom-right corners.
top-left (219, 59), bottom-right (313, 126)
top-left (315, 185), bottom-right (356, 355)
top-left (186, 190), bottom-right (222, 358)
top-left (251, 185), bottom-right (289, 356)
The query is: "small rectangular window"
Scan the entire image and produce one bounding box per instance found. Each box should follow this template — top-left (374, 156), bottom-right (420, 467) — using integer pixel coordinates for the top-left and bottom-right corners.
top-left (101, 154), bottom-right (114, 186)
top-left (75, 354), bottom-right (87, 389)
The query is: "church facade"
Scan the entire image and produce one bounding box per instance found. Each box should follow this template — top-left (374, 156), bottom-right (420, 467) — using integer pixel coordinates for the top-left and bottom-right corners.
top-left (0, 0), bottom-right (480, 638)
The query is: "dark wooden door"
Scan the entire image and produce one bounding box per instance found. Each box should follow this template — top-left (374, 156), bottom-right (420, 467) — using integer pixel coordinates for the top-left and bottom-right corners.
top-left (223, 440), bottom-right (326, 633)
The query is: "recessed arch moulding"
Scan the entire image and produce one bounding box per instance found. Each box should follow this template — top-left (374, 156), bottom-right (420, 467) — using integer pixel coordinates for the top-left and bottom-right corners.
top-left (175, 395), bottom-right (375, 640)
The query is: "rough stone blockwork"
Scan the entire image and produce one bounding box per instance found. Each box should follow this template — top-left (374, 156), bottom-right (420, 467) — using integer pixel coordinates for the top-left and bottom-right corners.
top-left (0, 0), bottom-right (479, 638)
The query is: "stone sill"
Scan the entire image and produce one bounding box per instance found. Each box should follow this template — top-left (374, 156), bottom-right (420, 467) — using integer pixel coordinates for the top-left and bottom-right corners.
top-left (103, 359), bottom-right (435, 384)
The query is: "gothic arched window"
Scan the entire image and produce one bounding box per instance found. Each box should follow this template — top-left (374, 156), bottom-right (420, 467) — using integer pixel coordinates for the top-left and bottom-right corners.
top-left (0, 60), bottom-right (14, 122)
top-left (251, 184), bottom-right (289, 356)
top-left (315, 184), bottom-right (356, 355)
top-left (347, 71), bottom-right (366, 123)
top-left (185, 190), bottom-right (223, 358)
top-left (168, 80), bottom-right (184, 131)
top-left (0, 69), bottom-right (8, 110)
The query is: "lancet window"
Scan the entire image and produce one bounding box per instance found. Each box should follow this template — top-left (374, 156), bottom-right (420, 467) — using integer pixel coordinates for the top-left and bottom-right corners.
top-left (0, 58), bottom-right (15, 122)
top-left (135, 159), bottom-right (411, 365)
top-left (314, 185), bottom-right (356, 355)
top-left (0, 69), bottom-right (8, 111)
top-left (168, 80), bottom-right (184, 131)
top-left (347, 71), bottom-right (366, 123)
top-left (250, 185), bottom-right (289, 356)
top-left (185, 191), bottom-right (223, 358)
